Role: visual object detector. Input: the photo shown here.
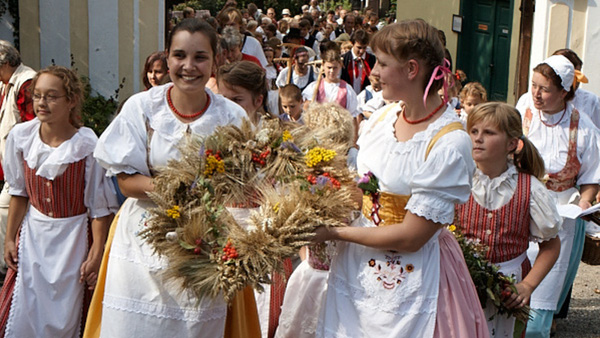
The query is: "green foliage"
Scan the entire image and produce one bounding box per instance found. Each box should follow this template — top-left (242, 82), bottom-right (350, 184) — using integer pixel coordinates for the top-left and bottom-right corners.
top-left (66, 55), bottom-right (123, 136)
top-left (80, 76), bottom-right (124, 136)
top-left (323, 0), bottom-right (352, 12)
top-left (173, 1), bottom-right (204, 11)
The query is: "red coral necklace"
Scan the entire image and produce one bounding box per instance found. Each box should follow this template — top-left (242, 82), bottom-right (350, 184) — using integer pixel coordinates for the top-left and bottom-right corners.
top-left (167, 86), bottom-right (211, 119)
top-left (402, 102), bottom-right (445, 124)
top-left (538, 107), bottom-right (567, 127)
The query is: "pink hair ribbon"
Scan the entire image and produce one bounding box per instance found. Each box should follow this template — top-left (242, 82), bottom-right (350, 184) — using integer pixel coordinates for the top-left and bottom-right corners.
top-left (423, 58), bottom-right (453, 108)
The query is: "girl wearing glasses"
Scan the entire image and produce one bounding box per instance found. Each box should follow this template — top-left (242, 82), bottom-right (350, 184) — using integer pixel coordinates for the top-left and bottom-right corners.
top-left (0, 65), bottom-right (117, 337)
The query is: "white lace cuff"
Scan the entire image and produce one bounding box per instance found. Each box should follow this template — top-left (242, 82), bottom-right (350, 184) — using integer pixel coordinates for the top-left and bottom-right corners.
top-left (406, 193), bottom-right (454, 225)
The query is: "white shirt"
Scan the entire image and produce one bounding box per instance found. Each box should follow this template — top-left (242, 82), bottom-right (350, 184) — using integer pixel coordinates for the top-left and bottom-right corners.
top-left (242, 35), bottom-right (268, 68)
top-left (302, 79), bottom-right (359, 117)
top-left (471, 164), bottom-right (562, 242)
top-left (517, 103), bottom-right (600, 185)
top-left (572, 88), bottom-right (600, 128)
top-left (276, 66), bottom-right (315, 89)
top-left (357, 85), bottom-right (385, 114)
top-left (5, 119), bottom-right (117, 217)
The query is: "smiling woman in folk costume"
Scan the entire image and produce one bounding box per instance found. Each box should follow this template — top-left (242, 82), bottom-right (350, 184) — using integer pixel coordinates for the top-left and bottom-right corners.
top-left (85, 19), bottom-right (246, 338)
top-left (0, 66), bottom-right (117, 338)
top-left (515, 55), bottom-right (600, 338)
top-left (313, 20), bottom-right (488, 337)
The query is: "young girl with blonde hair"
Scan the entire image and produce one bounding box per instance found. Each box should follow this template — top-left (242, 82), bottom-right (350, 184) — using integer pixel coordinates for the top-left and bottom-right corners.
top-left (0, 66), bottom-right (117, 337)
top-left (457, 102), bottom-right (561, 337)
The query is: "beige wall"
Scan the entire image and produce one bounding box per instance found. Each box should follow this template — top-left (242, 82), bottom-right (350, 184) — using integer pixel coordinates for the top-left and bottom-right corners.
top-left (70, 0), bottom-right (89, 76)
top-left (396, 0), bottom-right (461, 67)
top-left (396, 0), bottom-right (522, 104)
top-left (19, 0), bottom-right (40, 70)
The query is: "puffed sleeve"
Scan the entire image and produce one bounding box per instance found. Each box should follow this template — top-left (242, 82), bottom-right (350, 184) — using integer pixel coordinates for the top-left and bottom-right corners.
top-left (576, 114), bottom-right (600, 185)
top-left (406, 132), bottom-right (475, 224)
top-left (94, 98), bottom-right (151, 177)
top-left (84, 154), bottom-right (119, 218)
top-left (3, 129), bottom-right (27, 197)
top-left (529, 176), bottom-right (562, 242)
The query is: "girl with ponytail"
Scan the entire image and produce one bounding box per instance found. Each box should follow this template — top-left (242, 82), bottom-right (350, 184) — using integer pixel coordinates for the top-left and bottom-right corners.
top-left (456, 102), bottom-right (562, 337)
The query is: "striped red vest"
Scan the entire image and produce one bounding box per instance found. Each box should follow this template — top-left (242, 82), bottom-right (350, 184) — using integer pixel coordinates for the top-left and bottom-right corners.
top-left (24, 158), bottom-right (87, 218)
top-left (455, 172), bottom-right (532, 276)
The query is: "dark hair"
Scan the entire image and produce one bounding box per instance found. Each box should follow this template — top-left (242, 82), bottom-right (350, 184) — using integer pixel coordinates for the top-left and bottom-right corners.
top-left (142, 51), bottom-right (168, 90)
top-left (350, 29), bottom-right (369, 45)
top-left (299, 19), bottom-right (311, 30)
top-left (167, 19), bottom-right (218, 58)
top-left (319, 40), bottom-right (340, 55)
top-left (533, 63), bottom-right (575, 102)
top-left (371, 20), bottom-right (445, 93)
top-left (467, 102), bottom-right (545, 179)
top-left (218, 61), bottom-right (268, 103)
top-left (552, 48), bottom-right (583, 70)
top-left (31, 66), bottom-right (84, 128)
top-left (279, 84), bottom-right (302, 102)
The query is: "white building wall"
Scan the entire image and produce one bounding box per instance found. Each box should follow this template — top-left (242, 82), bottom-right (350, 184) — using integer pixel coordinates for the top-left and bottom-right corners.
top-left (88, 0), bottom-right (119, 98)
top-left (39, 0), bottom-right (71, 67)
top-left (0, 12), bottom-right (16, 45)
top-left (530, 0), bottom-right (599, 95)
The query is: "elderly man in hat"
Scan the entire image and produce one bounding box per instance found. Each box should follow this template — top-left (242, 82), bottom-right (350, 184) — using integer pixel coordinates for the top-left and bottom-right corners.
top-left (0, 40), bottom-right (36, 277)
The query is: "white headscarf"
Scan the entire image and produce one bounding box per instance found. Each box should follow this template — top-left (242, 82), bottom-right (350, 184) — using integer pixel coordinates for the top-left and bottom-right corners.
top-left (542, 55), bottom-right (574, 91)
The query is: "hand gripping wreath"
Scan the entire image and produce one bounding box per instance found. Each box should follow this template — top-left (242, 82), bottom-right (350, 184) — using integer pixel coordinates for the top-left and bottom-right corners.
top-left (140, 103), bottom-right (358, 302)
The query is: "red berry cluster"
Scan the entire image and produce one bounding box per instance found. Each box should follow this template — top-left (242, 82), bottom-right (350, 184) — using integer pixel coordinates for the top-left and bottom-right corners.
top-left (221, 240), bottom-right (239, 261)
top-left (306, 172), bottom-right (341, 189)
top-left (193, 238), bottom-right (203, 254)
top-left (500, 279), bottom-right (512, 299)
top-left (252, 148), bottom-right (270, 166)
top-left (205, 149), bottom-right (222, 160)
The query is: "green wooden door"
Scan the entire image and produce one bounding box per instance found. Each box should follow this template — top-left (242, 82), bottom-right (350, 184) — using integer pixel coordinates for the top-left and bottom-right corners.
top-left (457, 0), bottom-right (514, 101)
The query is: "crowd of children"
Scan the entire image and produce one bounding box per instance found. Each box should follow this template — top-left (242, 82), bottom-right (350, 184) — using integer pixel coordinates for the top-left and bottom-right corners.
top-left (0, 1), bottom-right (598, 338)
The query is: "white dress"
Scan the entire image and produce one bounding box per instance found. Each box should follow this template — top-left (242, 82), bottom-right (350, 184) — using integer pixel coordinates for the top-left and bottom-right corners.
top-left (469, 164), bottom-right (562, 337)
top-left (318, 103), bottom-right (475, 338)
top-left (517, 103), bottom-right (600, 311)
top-left (3, 119), bottom-right (117, 338)
top-left (302, 80), bottom-right (359, 117)
top-left (275, 244), bottom-right (331, 338)
top-left (93, 84), bottom-right (246, 338)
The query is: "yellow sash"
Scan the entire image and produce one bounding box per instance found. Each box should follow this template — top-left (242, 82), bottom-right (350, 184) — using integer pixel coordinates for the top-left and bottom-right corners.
top-left (361, 122), bottom-right (464, 226)
top-left (82, 211), bottom-right (120, 338)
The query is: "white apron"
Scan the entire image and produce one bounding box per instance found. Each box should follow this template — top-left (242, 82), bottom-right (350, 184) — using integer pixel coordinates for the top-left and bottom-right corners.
top-left (527, 188), bottom-right (578, 311)
top-left (5, 207), bottom-right (88, 338)
top-left (318, 216), bottom-right (440, 338)
top-left (485, 252), bottom-right (527, 338)
top-left (100, 198), bottom-right (228, 338)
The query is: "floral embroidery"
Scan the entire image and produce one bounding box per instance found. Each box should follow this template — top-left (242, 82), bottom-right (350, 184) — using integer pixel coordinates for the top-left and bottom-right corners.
top-left (368, 254), bottom-right (407, 290)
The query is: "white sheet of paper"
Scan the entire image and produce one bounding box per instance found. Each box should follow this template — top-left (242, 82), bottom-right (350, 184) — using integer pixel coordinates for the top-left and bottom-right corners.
top-left (557, 203), bottom-right (600, 219)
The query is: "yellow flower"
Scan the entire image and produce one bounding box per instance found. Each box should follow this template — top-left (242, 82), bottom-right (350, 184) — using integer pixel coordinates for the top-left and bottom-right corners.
top-left (448, 224), bottom-right (456, 232)
top-left (166, 205), bottom-right (181, 219)
top-left (282, 130), bottom-right (292, 142)
top-left (204, 155), bottom-right (225, 177)
top-left (273, 202), bottom-right (280, 213)
top-left (305, 147), bottom-right (337, 167)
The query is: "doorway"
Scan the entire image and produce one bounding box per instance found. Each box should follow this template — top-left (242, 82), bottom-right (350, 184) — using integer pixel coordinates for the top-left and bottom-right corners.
top-left (457, 0), bottom-right (514, 101)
